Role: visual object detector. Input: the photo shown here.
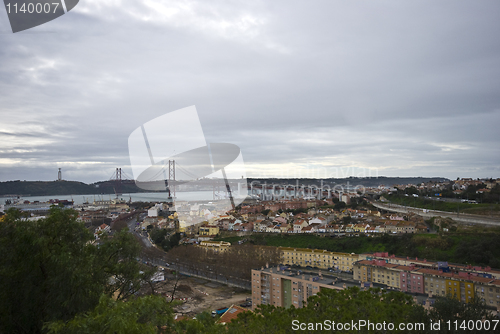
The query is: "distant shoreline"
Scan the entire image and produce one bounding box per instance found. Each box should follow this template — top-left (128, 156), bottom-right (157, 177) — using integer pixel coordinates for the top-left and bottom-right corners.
top-left (0, 177), bottom-right (450, 197)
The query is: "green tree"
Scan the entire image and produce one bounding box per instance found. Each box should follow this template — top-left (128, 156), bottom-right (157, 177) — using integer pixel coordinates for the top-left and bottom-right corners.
top-left (342, 215), bottom-right (351, 224)
top-left (0, 208), bottom-right (102, 333)
top-left (428, 295), bottom-right (497, 334)
top-left (226, 287), bottom-right (428, 334)
top-left (174, 311), bottom-right (226, 334)
top-left (97, 228), bottom-right (157, 300)
top-left (150, 228), bottom-right (168, 245)
top-left (334, 201), bottom-right (347, 210)
top-left (46, 295), bottom-right (175, 334)
top-left (0, 207), bottom-right (158, 334)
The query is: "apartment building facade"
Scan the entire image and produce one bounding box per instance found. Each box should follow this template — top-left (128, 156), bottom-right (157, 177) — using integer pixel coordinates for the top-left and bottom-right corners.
top-left (280, 247), bottom-right (359, 271)
top-left (251, 266), bottom-right (346, 310)
top-left (354, 260), bottom-right (500, 307)
top-left (198, 224), bottom-right (219, 236)
top-left (362, 252), bottom-right (500, 280)
top-left (476, 279), bottom-right (500, 308)
top-left (198, 240), bottom-right (231, 252)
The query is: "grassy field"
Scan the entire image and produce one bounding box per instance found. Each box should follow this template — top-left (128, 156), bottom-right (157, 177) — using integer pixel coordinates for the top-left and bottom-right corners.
top-left (386, 194), bottom-right (500, 216)
top-left (214, 232), bottom-right (500, 268)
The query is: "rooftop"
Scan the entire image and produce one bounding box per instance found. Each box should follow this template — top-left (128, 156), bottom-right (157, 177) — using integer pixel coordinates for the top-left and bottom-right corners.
top-left (218, 305), bottom-right (249, 324)
top-left (257, 266), bottom-right (360, 289)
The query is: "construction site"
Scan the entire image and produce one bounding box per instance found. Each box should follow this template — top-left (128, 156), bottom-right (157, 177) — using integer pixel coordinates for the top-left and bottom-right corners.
top-left (145, 269), bottom-right (251, 319)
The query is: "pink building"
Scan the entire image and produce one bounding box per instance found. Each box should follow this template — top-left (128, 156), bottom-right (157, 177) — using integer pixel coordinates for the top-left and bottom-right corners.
top-left (398, 265), bottom-right (424, 293)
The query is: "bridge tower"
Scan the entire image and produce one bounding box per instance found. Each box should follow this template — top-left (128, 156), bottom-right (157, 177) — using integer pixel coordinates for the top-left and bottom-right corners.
top-left (168, 160), bottom-right (175, 198)
top-left (115, 168), bottom-right (122, 197)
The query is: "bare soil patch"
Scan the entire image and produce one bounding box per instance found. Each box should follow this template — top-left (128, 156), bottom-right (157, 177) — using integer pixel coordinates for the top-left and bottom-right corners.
top-left (151, 273), bottom-right (251, 318)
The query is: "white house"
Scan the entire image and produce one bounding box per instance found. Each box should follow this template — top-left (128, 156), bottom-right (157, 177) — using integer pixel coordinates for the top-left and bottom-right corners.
top-left (94, 223), bottom-right (111, 240)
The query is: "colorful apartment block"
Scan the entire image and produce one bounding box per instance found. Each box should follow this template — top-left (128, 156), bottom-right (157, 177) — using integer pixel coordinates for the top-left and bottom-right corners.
top-left (251, 266), bottom-right (351, 310)
top-left (354, 259), bottom-right (500, 308)
top-left (280, 247), bottom-right (359, 271)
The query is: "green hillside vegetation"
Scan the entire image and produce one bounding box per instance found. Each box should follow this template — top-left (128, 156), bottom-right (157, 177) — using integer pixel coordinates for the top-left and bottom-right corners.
top-left (218, 288), bottom-right (495, 334)
top-left (0, 180), bottom-right (144, 196)
top-left (0, 207), bottom-right (167, 333)
top-left (386, 183), bottom-right (500, 215)
top-left (386, 194), bottom-right (500, 215)
top-left (214, 232), bottom-right (500, 268)
top-left (0, 180), bottom-right (95, 196)
top-left (247, 176), bottom-right (449, 188)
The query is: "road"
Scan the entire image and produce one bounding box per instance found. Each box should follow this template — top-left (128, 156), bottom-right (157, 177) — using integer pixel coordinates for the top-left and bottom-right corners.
top-left (126, 213), bottom-right (250, 289)
top-left (372, 201), bottom-right (500, 226)
top-left (126, 213), bottom-right (154, 247)
top-left (138, 255), bottom-right (251, 290)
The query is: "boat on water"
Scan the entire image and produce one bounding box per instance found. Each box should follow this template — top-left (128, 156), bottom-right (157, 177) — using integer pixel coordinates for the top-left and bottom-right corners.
top-left (4, 198), bottom-right (74, 212)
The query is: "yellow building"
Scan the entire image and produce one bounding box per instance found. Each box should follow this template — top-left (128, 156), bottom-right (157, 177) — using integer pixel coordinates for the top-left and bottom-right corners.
top-left (199, 224), bottom-right (219, 236)
top-left (199, 240), bottom-right (231, 252)
top-left (353, 260), bottom-right (401, 289)
top-left (445, 278), bottom-right (475, 303)
top-left (353, 224), bottom-right (368, 233)
top-left (280, 247), bottom-right (358, 271)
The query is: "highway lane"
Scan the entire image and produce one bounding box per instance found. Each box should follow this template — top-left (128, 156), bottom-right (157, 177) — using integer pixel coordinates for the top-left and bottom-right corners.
top-left (372, 201), bottom-right (500, 226)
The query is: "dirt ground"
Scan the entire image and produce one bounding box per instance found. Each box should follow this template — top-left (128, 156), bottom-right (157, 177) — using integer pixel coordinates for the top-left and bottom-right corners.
top-left (153, 272), bottom-right (251, 318)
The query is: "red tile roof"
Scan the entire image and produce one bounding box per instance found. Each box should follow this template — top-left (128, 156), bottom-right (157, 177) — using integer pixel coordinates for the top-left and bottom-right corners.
top-left (469, 276), bottom-right (495, 284)
top-left (218, 305), bottom-right (249, 324)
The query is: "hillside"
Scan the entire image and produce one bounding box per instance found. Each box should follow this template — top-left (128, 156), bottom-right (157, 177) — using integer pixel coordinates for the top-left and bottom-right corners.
top-left (214, 231), bottom-right (500, 268)
top-left (247, 176), bottom-right (449, 188)
top-left (0, 176), bottom-right (449, 197)
top-left (0, 180), bottom-right (143, 196)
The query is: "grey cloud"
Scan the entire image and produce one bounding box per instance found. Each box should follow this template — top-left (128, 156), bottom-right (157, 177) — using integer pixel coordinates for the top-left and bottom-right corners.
top-left (0, 0), bottom-right (499, 183)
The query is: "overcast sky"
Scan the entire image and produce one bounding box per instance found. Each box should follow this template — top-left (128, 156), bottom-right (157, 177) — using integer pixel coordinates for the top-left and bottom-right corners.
top-left (0, 0), bottom-right (499, 184)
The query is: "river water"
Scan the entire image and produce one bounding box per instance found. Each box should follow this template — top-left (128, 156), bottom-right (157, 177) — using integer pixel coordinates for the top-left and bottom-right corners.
top-left (4, 191), bottom-right (217, 205)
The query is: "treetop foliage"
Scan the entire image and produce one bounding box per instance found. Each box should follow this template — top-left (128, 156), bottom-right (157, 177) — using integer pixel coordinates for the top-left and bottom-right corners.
top-left (1, 208), bottom-right (496, 334)
top-left (0, 207), bottom-right (159, 333)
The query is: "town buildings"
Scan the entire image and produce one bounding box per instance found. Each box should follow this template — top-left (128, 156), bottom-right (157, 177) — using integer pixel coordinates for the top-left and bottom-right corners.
top-left (199, 224), bottom-right (219, 236)
top-left (280, 247), bottom-right (359, 272)
top-left (252, 254), bottom-right (500, 312)
top-left (251, 265), bottom-right (353, 309)
top-left (353, 255), bottom-right (500, 308)
top-left (198, 240), bottom-right (231, 252)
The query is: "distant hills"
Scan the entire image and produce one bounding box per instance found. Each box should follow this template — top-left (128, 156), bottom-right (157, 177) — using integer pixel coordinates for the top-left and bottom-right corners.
top-left (0, 177), bottom-right (449, 197)
top-left (246, 177), bottom-right (449, 188)
top-left (0, 180), bottom-right (143, 197)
